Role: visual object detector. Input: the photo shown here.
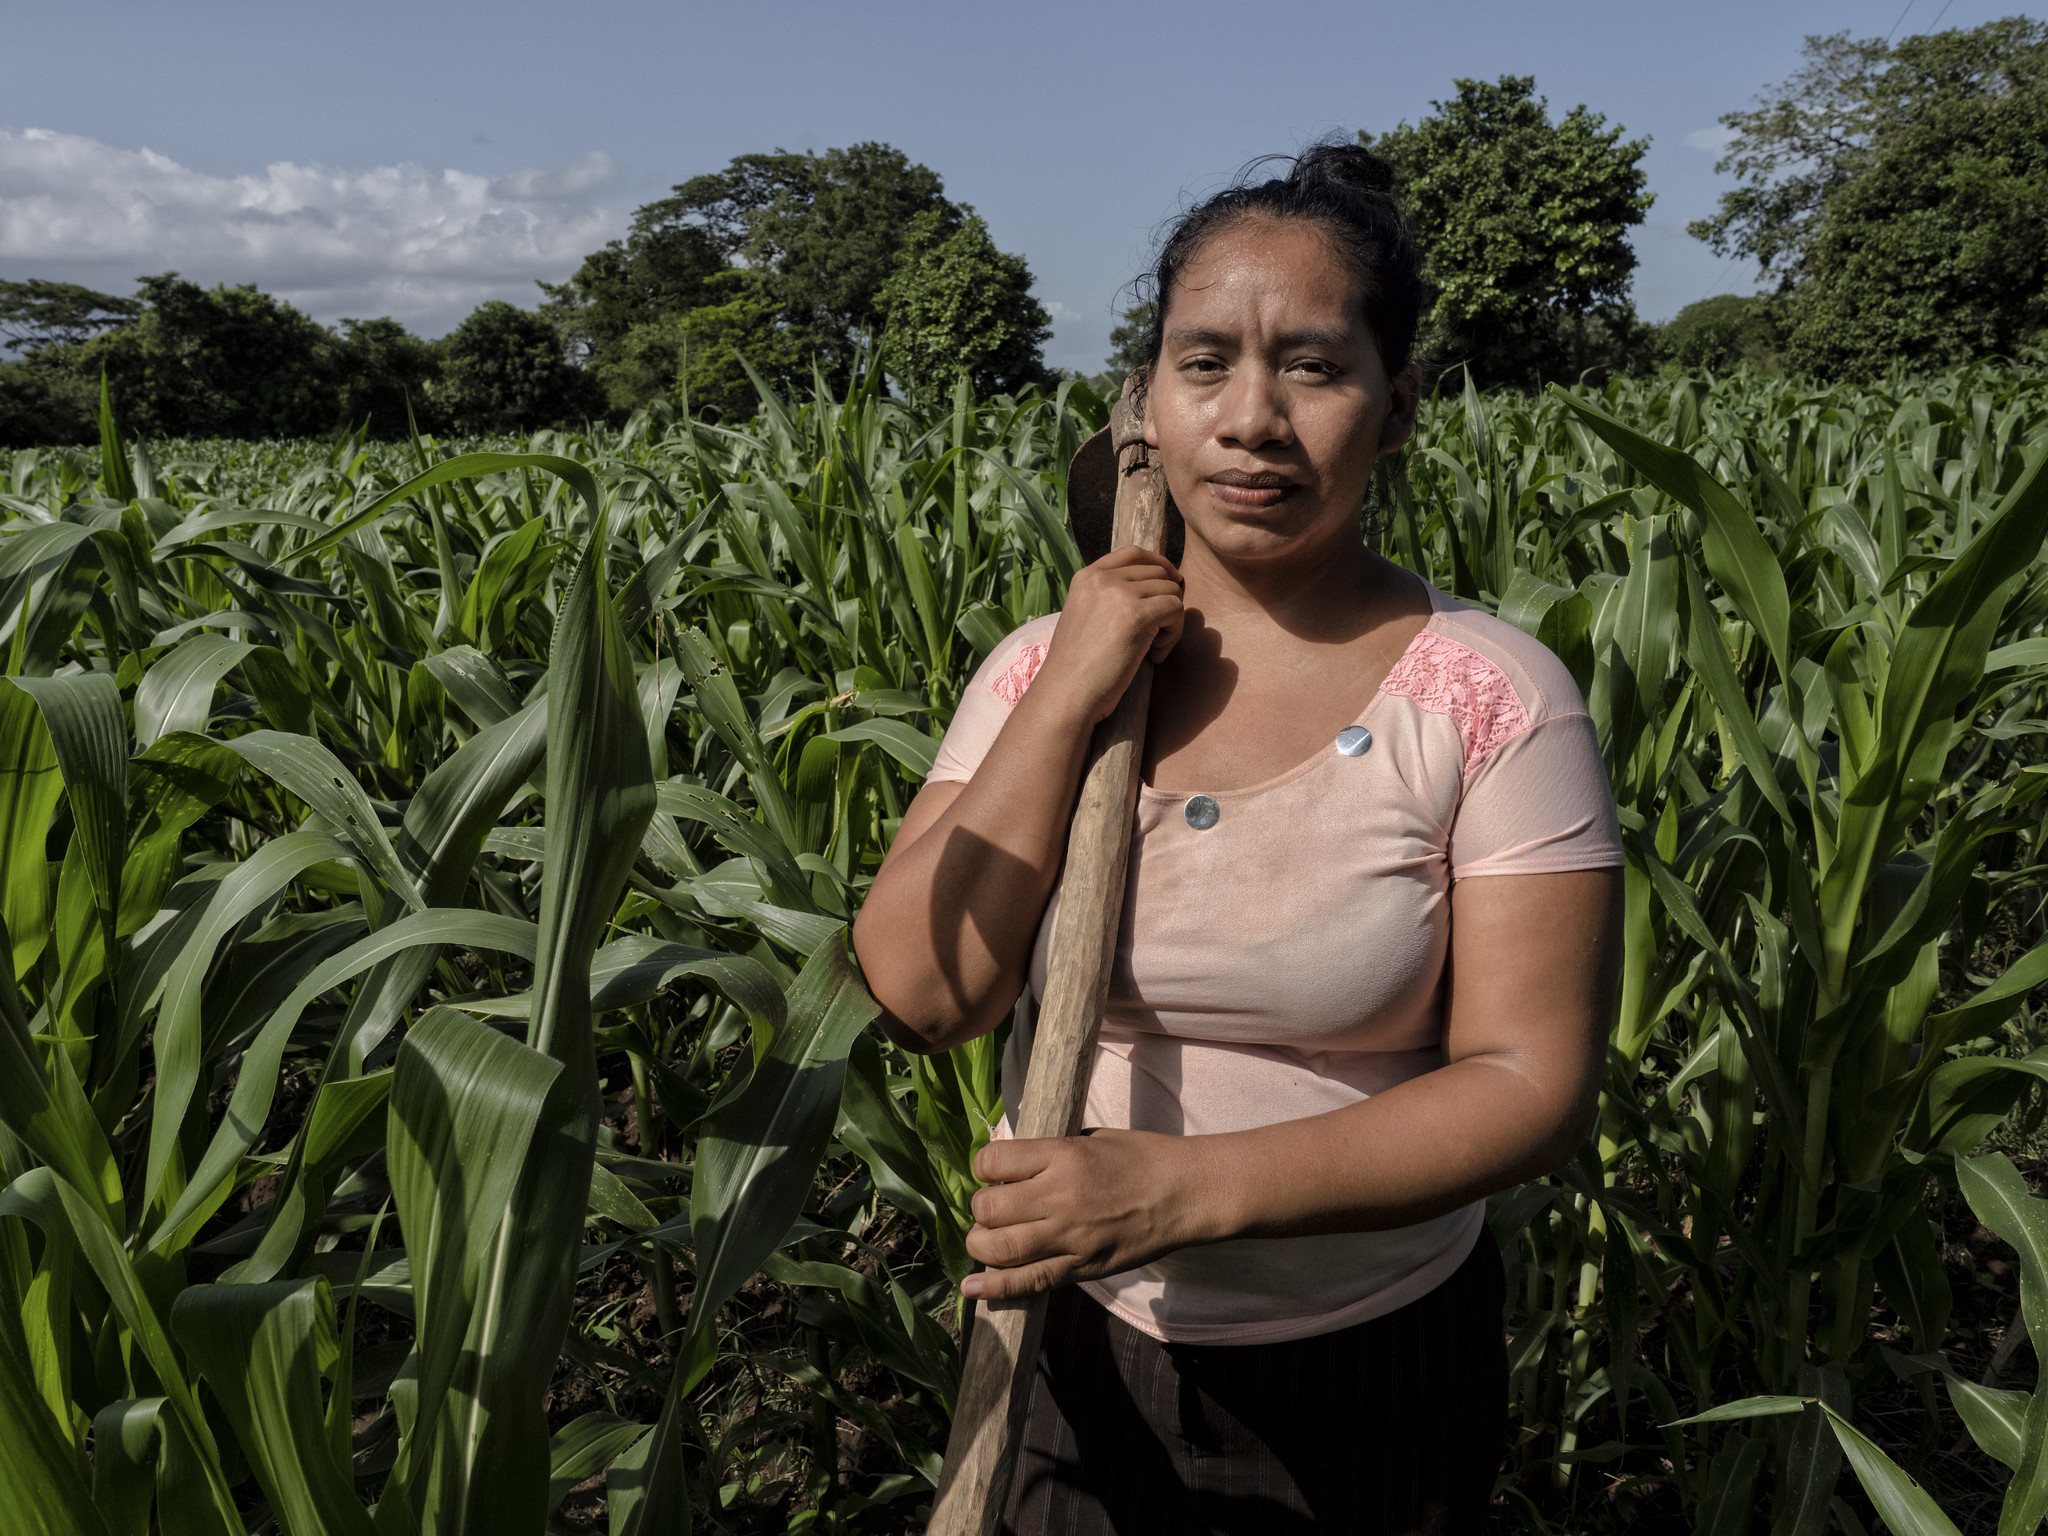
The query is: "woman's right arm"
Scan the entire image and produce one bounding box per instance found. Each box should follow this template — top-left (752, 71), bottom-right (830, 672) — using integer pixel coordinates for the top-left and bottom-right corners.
top-left (851, 548), bottom-right (1184, 1053)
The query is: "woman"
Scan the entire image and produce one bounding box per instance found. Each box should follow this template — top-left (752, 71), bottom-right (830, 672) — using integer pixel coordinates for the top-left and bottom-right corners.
top-left (852, 144), bottom-right (1624, 1534)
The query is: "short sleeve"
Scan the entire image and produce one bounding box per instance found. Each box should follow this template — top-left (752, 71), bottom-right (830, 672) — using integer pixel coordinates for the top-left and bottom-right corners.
top-left (1448, 711), bottom-right (1623, 879)
top-left (927, 614), bottom-right (1060, 784)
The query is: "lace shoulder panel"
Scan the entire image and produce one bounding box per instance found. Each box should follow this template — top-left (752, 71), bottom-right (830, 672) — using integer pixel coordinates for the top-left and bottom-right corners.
top-left (1379, 630), bottom-right (1532, 775)
top-left (989, 642), bottom-right (1050, 706)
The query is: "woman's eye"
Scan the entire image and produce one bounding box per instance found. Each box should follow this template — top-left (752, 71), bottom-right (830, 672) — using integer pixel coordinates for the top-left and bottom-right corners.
top-left (1181, 357), bottom-right (1225, 377)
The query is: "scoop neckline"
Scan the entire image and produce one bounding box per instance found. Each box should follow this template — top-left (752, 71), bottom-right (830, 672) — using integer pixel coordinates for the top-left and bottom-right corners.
top-left (1138, 582), bottom-right (1453, 805)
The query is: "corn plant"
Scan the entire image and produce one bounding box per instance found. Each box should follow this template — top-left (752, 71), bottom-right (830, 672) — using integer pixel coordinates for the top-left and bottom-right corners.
top-left (3, 360), bottom-right (2048, 1533)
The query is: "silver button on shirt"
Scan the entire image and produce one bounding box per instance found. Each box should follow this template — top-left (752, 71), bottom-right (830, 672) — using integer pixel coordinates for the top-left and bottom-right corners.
top-left (1335, 726), bottom-right (1373, 757)
top-left (1183, 794), bottom-right (1221, 830)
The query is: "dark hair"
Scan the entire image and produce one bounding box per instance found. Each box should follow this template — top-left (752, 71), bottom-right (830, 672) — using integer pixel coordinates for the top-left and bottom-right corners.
top-left (1140, 141), bottom-right (1425, 375)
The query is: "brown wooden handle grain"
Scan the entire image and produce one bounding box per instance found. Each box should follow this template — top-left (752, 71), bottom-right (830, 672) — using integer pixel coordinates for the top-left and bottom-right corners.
top-left (927, 396), bottom-right (1169, 1535)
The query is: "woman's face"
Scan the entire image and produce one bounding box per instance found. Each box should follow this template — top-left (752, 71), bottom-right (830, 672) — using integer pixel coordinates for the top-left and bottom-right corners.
top-left (1143, 216), bottom-right (1418, 572)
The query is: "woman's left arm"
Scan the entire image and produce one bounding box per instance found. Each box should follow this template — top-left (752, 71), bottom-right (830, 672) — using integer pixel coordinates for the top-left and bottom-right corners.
top-left (962, 866), bottom-right (1623, 1300)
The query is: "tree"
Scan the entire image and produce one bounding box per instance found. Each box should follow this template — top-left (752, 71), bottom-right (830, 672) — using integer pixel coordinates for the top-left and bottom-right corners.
top-left (1693, 19), bottom-right (2048, 378)
top-left (592, 270), bottom-right (808, 421)
top-left (1103, 301), bottom-right (1155, 378)
top-left (0, 353), bottom-right (97, 447)
top-left (332, 317), bottom-right (444, 437)
top-left (537, 209), bottom-right (726, 368)
top-left (1657, 295), bottom-right (1781, 372)
top-left (77, 273), bottom-right (336, 439)
top-left (1363, 77), bottom-right (1653, 388)
top-left (434, 300), bottom-right (601, 436)
top-left (654, 143), bottom-right (965, 380)
top-left (876, 211), bottom-right (1051, 399)
top-left (0, 280), bottom-right (140, 356)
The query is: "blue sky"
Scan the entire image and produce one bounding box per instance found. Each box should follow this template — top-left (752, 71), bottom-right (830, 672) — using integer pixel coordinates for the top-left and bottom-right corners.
top-left (5, 0), bottom-right (2041, 372)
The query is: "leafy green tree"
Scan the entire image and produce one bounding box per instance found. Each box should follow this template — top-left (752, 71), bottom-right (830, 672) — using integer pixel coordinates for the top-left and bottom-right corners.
top-left (76, 273), bottom-right (336, 438)
top-left (434, 300), bottom-right (602, 436)
top-left (1103, 301), bottom-right (1155, 378)
top-left (1363, 77), bottom-right (1654, 388)
top-left (591, 270), bottom-right (806, 421)
top-left (1695, 19), bottom-right (2048, 379)
top-left (0, 279), bottom-right (140, 356)
top-left (0, 353), bottom-right (97, 446)
top-left (876, 211), bottom-right (1051, 399)
top-left (656, 143), bottom-right (964, 380)
top-left (332, 317), bottom-right (445, 437)
top-left (1656, 294), bottom-right (1782, 372)
top-left (537, 209), bottom-right (727, 368)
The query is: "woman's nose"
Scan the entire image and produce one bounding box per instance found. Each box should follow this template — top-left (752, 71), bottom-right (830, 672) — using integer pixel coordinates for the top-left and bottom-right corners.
top-left (1217, 366), bottom-right (1292, 451)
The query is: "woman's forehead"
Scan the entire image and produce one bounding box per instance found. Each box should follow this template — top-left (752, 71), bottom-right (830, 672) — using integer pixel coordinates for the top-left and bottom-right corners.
top-left (1165, 221), bottom-right (1366, 335)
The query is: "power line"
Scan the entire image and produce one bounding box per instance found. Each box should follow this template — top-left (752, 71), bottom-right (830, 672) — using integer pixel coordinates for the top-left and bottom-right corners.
top-left (1925, 0), bottom-right (1957, 32)
top-left (1885, 0), bottom-right (1918, 41)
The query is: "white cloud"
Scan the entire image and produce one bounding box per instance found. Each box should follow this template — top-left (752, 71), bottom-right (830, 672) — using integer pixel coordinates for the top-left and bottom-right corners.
top-left (0, 128), bottom-right (629, 335)
top-left (1685, 126), bottom-right (1737, 155)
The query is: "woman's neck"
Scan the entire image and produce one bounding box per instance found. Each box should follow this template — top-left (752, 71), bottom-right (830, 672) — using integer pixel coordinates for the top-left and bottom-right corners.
top-left (1177, 525), bottom-right (1413, 647)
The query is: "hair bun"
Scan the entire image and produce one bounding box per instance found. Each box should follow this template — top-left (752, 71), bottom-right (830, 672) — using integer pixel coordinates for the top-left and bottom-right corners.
top-left (1292, 143), bottom-right (1397, 198)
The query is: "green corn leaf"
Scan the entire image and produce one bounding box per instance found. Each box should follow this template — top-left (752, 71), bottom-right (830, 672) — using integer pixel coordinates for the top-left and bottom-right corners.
top-left (1770, 1363), bottom-right (1849, 1536)
top-left (381, 1007), bottom-right (562, 1517)
top-left (0, 522), bottom-right (98, 581)
top-left (545, 1412), bottom-right (649, 1512)
top-left (224, 731), bottom-right (423, 912)
top-left (422, 645), bottom-right (523, 730)
top-left (1663, 1395), bottom-right (1812, 1426)
top-left (172, 1278), bottom-right (374, 1536)
top-left (21, 1170), bottom-right (240, 1526)
top-left (1947, 1374), bottom-right (2030, 1473)
top-left (1682, 554), bottom-right (1795, 828)
top-left (88, 1396), bottom-right (232, 1536)
top-left (1926, 934), bottom-right (2048, 1052)
top-left (609, 935), bottom-right (874, 1536)
top-left (132, 634), bottom-right (254, 747)
top-left (658, 781), bottom-right (814, 911)
top-left (89, 1398), bottom-right (163, 1536)
top-left (7, 674), bottom-right (128, 963)
top-left (1820, 1406), bottom-right (1964, 1536)
top-left (0, 932), bottom-right (122, 1224)
top-left (690, 931), bottom-right (877, 1336)
top-left (0, 1227), bottom-right (106, 1536)
top-left (152, 907), bottom-right (540, 1246)
top-left (149, 507), bottom-right (330, 557)
top-left (1553, 387), bottom-right (1793, 686)
top-left (143, 829), bottom-right (351, 1208)
top-left (98, 373), bottom-right (136, 504)
top-left (1957, 1156), bottom-right (2048, 1364)
top-left (1956, 1155), bottom-right (2048, 1534)
top-left (444, 468), bottom-right (656, 1534)
top-left (822, 718), bottom-right (938, 778)
top-left (0, 684), bottom-right (62, 978)
top-left (393, 699), bottom-right (549, 901)
top-left (1827, 450), bottom-right (2048, 993)
top-left (280, 451), bottom-right (602, 568)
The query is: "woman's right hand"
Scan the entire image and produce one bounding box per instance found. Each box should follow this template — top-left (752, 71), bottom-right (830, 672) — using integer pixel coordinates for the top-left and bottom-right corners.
top-left (1030, 547), bottom-right (1186, 726)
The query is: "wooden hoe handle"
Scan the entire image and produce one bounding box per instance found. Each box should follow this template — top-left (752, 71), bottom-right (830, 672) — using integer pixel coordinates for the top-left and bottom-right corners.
top-left (926, 379), bottom-right (1169, 1535)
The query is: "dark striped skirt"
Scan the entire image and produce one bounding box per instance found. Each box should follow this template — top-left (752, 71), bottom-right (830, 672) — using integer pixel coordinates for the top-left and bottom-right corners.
top-left (1002, 1237), bottom-right (1508, 1535)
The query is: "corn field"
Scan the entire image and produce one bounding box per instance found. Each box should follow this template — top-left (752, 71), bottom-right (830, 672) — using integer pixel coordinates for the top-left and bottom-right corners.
top-left (2, 361), bottom-right (2048, 1535)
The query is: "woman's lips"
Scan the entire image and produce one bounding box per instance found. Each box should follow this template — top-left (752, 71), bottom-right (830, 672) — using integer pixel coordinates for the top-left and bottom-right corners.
top-left (1207, 472), bottom-right (1296, 511)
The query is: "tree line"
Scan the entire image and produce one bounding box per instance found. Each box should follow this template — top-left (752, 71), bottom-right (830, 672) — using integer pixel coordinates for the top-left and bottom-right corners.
top-left (2, 15), bottom-right (2040, 448)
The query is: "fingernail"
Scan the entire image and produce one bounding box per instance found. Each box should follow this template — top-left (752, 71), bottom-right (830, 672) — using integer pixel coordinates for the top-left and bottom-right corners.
top-left (961, 1275), bottom-right (984, 1298)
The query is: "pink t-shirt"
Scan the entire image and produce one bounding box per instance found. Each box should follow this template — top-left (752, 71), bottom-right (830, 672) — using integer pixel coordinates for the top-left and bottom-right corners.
top-left (927, 579), bottom-right (1623, 1343)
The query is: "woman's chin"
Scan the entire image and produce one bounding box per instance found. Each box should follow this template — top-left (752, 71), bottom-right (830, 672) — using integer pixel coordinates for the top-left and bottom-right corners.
top-left (1185, 509), bottom-right (1354, 566)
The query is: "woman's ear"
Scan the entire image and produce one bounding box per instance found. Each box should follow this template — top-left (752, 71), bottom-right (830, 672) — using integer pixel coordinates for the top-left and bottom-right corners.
top-left (1142, 389), bottom-right (1160, 448)
top-left (1378, 362), bottom-right (1423, 455)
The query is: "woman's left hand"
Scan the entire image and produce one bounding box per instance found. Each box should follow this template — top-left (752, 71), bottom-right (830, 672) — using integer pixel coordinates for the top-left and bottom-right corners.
top-left (960, 1129), bottom-right (1218, 1301)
